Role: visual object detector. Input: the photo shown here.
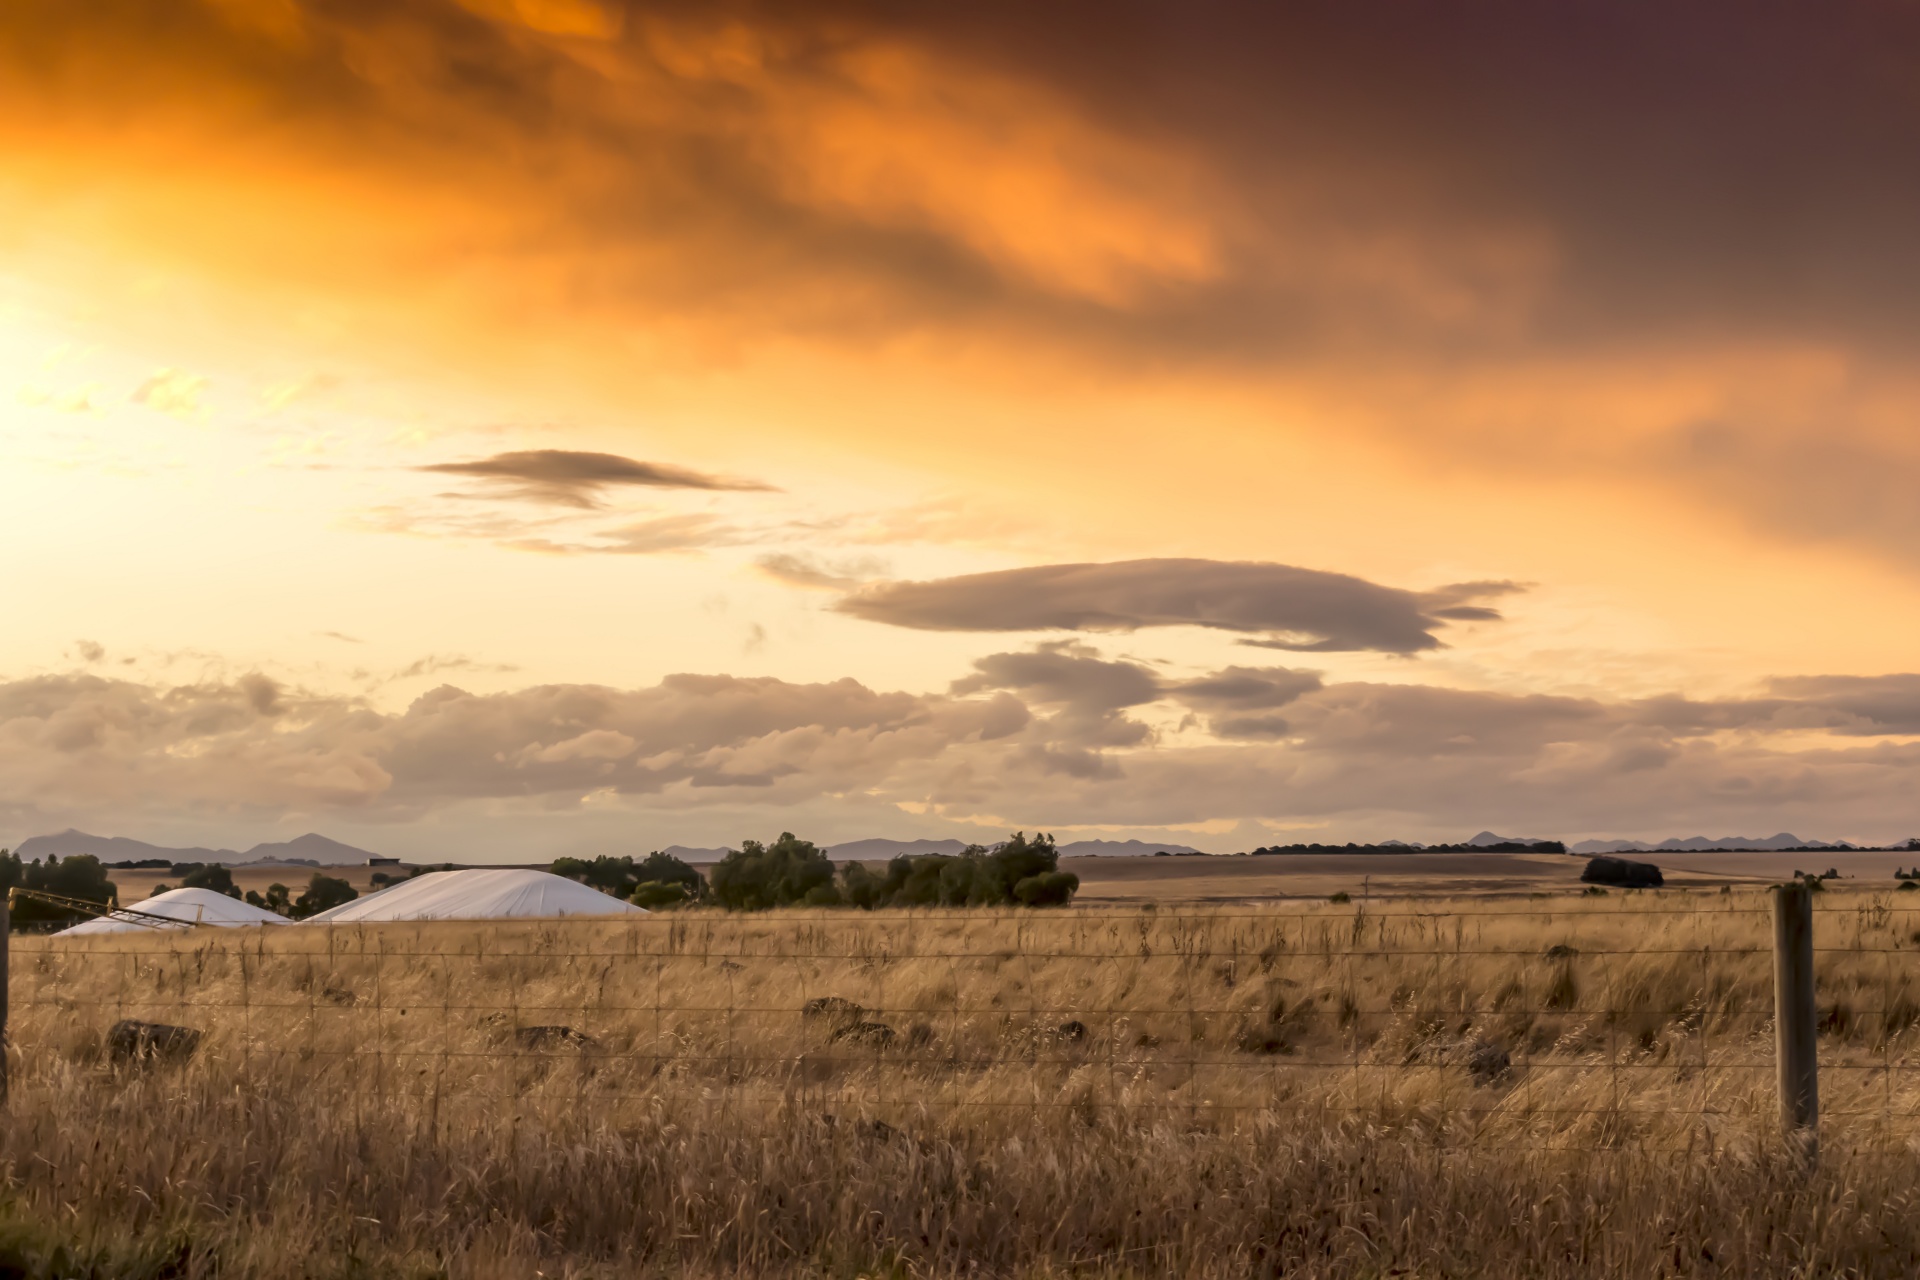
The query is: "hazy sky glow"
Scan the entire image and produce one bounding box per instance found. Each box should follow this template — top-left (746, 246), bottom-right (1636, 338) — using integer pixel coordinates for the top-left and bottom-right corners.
top-left (7, 1), bottom-right (1920, 857)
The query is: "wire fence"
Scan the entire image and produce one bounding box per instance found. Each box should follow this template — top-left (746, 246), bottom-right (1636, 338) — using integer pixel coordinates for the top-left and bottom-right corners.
top-left (7, 894), bottom-right (1920, 1153)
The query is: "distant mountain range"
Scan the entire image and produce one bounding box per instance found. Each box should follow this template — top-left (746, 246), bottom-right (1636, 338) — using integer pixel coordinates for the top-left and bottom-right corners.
top-left (1569, 833), bottom-right (1865, 853)
top-left (11, 829), bottom-right (378, 865)
top-left (11, 829), bottom-right (1205, 869)
top-left (656, 845), bottom-right (734, 863)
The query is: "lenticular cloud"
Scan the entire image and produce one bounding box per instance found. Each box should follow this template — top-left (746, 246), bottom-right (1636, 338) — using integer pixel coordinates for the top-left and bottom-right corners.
top-left (837, 558), bottom-right (1519, 653)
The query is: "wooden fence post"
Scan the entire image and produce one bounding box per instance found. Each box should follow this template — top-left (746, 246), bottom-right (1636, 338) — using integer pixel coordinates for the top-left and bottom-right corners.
top-left (1772, 881), bottom-right (1817, 1159)
top-left (1, 889), bottom-right (10, 1105)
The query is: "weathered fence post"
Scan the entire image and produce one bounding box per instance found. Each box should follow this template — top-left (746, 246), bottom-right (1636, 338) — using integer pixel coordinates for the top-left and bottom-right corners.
top-left (1, 889), bottom-right (10, 1104)
top-left (1772, 881), bottom-right (1817, 1159)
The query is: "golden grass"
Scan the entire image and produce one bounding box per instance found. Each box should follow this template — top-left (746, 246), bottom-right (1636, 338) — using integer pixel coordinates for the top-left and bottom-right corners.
top-left (5, 888), bottom-right (1920, 1277)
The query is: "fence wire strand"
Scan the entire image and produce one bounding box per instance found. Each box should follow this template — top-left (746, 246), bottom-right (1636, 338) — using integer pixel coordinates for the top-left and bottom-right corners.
top-left (9, 896), bottom-right (1920, 1151)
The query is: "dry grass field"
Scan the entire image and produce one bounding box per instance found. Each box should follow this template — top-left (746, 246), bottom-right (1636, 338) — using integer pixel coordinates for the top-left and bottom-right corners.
top-left (6, 887), bottom-right (1920, 1277)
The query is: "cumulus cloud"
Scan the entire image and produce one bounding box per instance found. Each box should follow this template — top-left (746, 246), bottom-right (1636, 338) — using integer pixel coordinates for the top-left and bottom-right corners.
top-left (952, 643), bottom-right (1159, 747)
top-left (837, 559), bottom-right (1518, 653)
top-left (1164, 665), bottom-right (1325, 739)
top-left (13, 653), bottom-right (1920, 844)
top-left (421, 450), bottom-right (775, 509)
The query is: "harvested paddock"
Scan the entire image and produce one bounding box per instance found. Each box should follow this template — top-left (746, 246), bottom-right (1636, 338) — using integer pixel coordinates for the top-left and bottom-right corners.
top-left (5, 890), bottom-right (1920, 1277)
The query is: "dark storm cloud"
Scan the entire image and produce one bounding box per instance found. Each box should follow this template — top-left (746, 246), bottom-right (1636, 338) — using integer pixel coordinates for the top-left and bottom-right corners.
top-left (421, 450), bottom-right (774, 508)
top-left (837, 559), bottom-right (1517, 653)
top-left (884, 0), bottom-right (1920, 354)
top-left (23, 0), bottom-right (1920, 354)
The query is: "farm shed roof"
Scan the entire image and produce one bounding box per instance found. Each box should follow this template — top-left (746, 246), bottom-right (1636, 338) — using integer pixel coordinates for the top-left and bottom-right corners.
top-left (55, 886), bottom-right (291, 935)
top-left (303, 868), bottom-right (646, 923)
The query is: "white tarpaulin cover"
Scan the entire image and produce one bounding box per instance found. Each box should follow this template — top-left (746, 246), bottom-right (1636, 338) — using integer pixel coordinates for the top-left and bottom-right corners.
top-left (57, 886), bottom-right (291, 935)
top-left (304, 869), bottom-right (646, 923)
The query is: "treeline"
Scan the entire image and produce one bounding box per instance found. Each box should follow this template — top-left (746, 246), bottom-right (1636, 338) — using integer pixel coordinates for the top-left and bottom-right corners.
top-left (707, 832), bottom-right (1077, 910)
top-left (0, 851), bottom-right (117, 928)
top-left (549, 851), bottom-right (709, 909)
top-left (0, 850), bottom-right (365, 926)
top-left (1247, 841), bottom-right (1567, 855)
top-left (549, 832), bottom-right (1079, 912)
top-left (144, 863), bottom-right (359, 920)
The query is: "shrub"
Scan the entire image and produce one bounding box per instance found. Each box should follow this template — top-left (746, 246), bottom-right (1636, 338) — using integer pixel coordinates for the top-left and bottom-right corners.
top-left (1329, 891), bottom-right (1352, 904)
top-left (629, 880), bottom-right (695, 910)
top-left (1013, 871), bottom-right (1080, 907)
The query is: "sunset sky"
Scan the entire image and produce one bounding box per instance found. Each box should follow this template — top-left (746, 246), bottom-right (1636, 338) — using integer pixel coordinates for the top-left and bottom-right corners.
top-left (7, 1), bottom-right (1920, 858)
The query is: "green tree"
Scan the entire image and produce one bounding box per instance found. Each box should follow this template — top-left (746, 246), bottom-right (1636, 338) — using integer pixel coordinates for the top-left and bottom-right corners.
top-left (835, 833), bottom-right (1078, 910)
top-left (11, 854), bottom-right (119, 929)
top-left (290, 873), bottom-right (357, 919)
top-left (839, 860), bottom-right (887, 909)
top-left (553, 851), bottom-right (707, 903)
top-left (245, 883), bottom-right (294, 916)
top-left (180, 864), bottom-right (241, 899)
top-left (627, 851), bottom-right (707, 909)
top-left (550, 854), bottom-right (640, 896)
top-left (709, 833), bottom-right (836, 910)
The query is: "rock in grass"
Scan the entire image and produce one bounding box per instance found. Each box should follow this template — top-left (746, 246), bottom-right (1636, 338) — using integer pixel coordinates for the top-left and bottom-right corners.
top-left (513, 1025), bottom-right (595, 1050)
top-left (1235, 1028), bottom-right (1291, 1056)
top-left (829, 1021), bottom-right (896, 1047)
top-left (802, 996), bottom-right (865, 1027)
top-left (1466, 1041), bottom-right (1512, 1084)
top-left (1415, 1037), bottom-right (1514, 1084)
top-left (107, 1019), bottom-right (202, 1063)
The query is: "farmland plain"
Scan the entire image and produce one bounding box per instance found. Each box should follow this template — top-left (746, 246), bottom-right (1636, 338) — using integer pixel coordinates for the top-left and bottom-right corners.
top-left (7, 881), bottom-right (1920, 1276)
